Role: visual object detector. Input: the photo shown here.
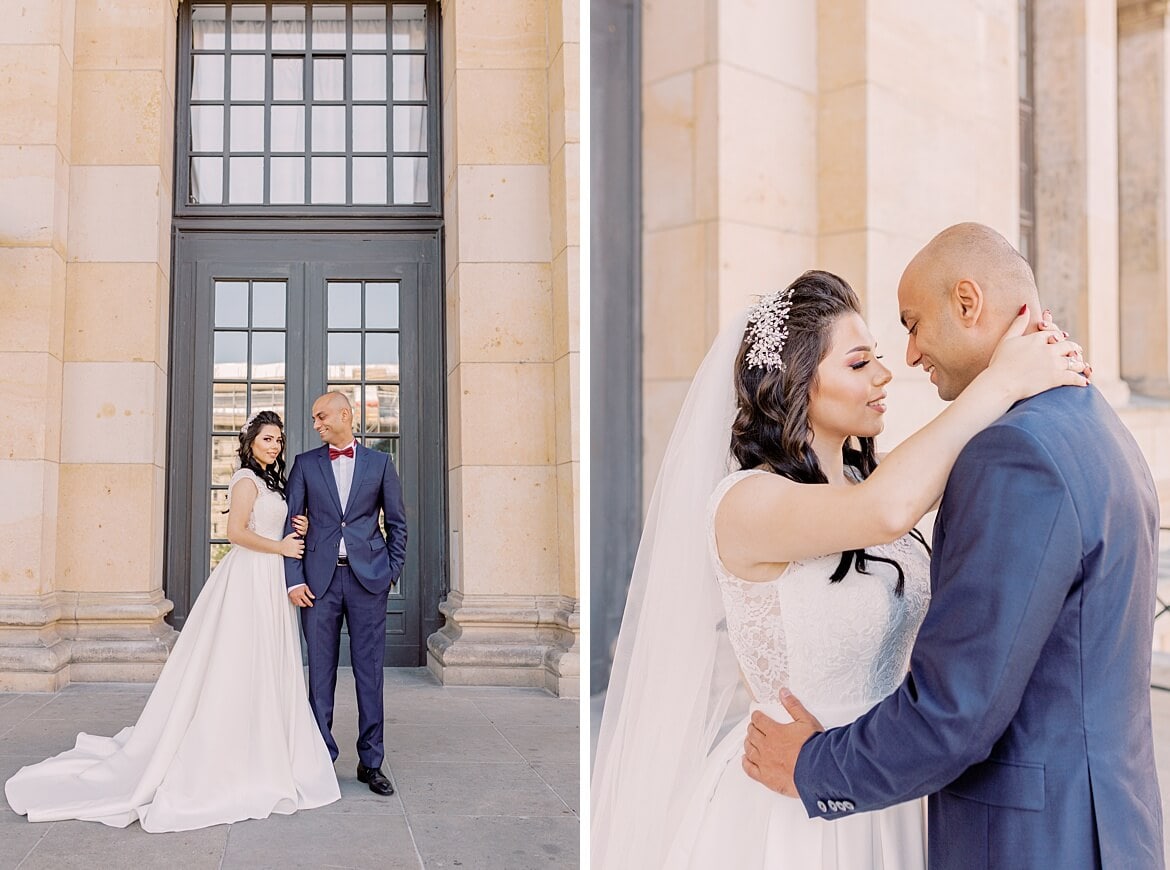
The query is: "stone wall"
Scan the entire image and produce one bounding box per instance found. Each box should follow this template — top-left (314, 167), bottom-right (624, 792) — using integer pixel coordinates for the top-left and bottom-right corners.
top-left (0, 0), bottom-right (178, 691)
top-left (0, 0), bottom-right (581, 698)
top-left (639, 0), bottom-right (1170, 508)
top-left (426, 0), bottom-right (580, 697)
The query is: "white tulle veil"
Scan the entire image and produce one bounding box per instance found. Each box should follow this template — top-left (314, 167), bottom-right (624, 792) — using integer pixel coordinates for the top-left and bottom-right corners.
top-left (591, 309), bottom-right (753, 868)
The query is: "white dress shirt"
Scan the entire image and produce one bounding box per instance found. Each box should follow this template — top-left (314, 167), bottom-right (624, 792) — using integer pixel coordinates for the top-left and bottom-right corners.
top-left (331, 440), bottom-right (356, 557)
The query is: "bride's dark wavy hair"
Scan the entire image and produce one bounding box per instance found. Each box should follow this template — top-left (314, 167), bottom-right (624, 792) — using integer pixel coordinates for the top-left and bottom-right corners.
top-left (238, 410), bottom-right (288, 499)
top-left (730, 270), bottom-right (925, 596)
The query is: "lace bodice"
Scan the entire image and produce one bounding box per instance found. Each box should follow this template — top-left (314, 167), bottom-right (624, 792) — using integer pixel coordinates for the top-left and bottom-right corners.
top-left (227, 469), bottom-right (288, 541)
top-left (708, 469), bottom-right (930, 718)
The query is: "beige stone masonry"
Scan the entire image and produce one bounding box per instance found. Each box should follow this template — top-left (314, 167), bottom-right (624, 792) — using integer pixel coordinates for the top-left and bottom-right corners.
top-left (1033, 0), bottom-right (1128, 404)
top-left (64, 262), bottom-right (166, 362)
top-left (640, 0), bottom-right (820, 501)
top-left (821, 1), bottom-right (1020, 446)
top-left (0, 1), bottom-right (581, 693)
top-left (0, 0), bottom-right (75, 689)
top-left (0, 0), bottom-right (177, 690)
top-left (1119, 1), bottom-right (1170, 398)
top-left (636, 0), bottom-right (1170, 499)
top-left (640, 1), bottom-right (1155, 475)
top-left (0, 461), bottom-right (60, 599)
top-left (428, 0), bottom-right (578, 696)
top-left (429, 592), bottom-right (579, 697)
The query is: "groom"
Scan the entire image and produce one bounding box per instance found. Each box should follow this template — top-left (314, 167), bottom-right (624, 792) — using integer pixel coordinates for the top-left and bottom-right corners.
top-left (284, 391), bottom-right (408, 796)
top-left (743, 224), bottom-right (1164, 867)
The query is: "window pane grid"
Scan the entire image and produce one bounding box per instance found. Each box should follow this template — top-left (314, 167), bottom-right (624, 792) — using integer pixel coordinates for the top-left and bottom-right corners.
top-left (326, 279), bottom-right (401, 448)
top-left (209, 277), bottom-right (288, 566)
top-left (187, 1), bottom-right (431, 207)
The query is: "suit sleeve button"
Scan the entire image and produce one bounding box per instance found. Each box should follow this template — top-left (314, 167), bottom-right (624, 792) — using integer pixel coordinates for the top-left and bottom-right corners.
top-left (817, 801), bottom-right (827, 812)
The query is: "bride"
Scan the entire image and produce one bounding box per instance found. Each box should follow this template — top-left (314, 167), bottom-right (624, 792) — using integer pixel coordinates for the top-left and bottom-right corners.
top-left (590, 270), bottom-right (1087, 868)
top-left (5, 410), bottom-right (341, 832)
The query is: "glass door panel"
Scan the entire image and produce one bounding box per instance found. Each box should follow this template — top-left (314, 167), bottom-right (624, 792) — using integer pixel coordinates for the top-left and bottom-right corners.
top-left (168, 233), bottom-right (442, 666)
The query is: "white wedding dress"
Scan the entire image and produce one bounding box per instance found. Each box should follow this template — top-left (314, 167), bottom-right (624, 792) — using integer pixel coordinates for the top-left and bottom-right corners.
top-left (663, 469), bottom-right (932, 868)
top-left (4, 468), bottom-right (340, 832)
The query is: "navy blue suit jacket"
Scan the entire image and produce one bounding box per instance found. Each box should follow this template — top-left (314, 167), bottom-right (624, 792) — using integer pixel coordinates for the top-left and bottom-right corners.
top-left (283, 443), bottom-right (408, 597)
top-left (794, 386), bottom-right (1164, 868)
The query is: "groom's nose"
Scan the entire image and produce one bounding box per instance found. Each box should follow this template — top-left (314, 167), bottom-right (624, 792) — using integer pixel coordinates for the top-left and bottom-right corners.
top-left (905, 333), bottom-right (922, 368)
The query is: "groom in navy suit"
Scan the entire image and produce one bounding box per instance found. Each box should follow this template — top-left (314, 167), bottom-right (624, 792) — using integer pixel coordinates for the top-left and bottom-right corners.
top-left (744, 224), bottom-right (1163, 867)
top-left (284, 391), bottom-right (408, 796)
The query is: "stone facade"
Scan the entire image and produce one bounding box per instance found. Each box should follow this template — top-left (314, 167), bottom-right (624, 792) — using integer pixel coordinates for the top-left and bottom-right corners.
top-left (638, 0), bottom-right (1170, 512)
top-left (0, 0), bottom-right (580, 697)
top-left (426, 0), bottom-right (580, 697)
top-left (0, 0), bottom-right (178, 692)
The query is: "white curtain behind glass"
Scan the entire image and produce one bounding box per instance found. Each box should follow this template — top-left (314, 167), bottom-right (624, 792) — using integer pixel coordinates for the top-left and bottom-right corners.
top-left (191, 14), bottom-right (226, 203)
top-left (189, 8), bottom-right (429, 205)
top-left (271, 12), bottom-right (305, 49)
top-left (399, 106), bottom-right (426, 203)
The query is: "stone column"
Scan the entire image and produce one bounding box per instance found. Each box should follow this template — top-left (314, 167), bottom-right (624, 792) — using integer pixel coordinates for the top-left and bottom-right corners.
top-left (427, 0), bottom-right (579, 696)
top-left (819, 0), bottom-right (1022, 445)
top-left (640, 0), bottom-right (818, 502)
top-left (639, 0), bottom-right (717, 503)
top-left (56, 0), bottom-right (178, 682)
top-left (1119, 0), bottom-right (1170, 398)
top-left (0, 0), bottom-right (178, 691)
top-left (1033, 0), bottom-right (1129, 403)
top-left (0, 0), bottom-right (74, 691)
top-left (548, 0), bottom-right (581, 697)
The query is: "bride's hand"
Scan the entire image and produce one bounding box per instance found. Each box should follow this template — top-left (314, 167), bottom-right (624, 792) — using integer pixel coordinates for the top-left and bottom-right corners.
top-left (291, 514), bottom-right (308, 536)
top-left (278, 533), bottom-right (305, 559)
top-left (985, 306), bottom-right (1091, 401)
top-left (1036, 307), bottom-right (1086, 367)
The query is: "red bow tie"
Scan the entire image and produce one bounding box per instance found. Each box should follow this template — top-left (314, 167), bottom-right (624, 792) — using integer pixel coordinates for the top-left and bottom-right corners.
top-left (329, 445), bottom-right (354, 460)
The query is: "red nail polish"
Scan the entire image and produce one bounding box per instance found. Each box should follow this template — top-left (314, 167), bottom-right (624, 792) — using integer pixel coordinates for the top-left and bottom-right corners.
top-left (1019, 304), bottom-right (1028, 315)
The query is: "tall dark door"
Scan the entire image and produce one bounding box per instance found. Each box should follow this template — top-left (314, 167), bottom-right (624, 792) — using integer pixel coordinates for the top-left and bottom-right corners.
top-left (166, 231), bottom-right (446, 665)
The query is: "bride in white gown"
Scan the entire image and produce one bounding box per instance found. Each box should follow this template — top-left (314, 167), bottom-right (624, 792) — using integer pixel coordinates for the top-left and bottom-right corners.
top-left (590, 271), bottom-right (1087, 868)
top-left (5, 411), bottom-right (341, 832)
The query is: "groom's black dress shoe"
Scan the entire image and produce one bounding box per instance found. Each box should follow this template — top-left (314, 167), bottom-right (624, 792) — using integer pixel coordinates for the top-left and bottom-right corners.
top-left (357, 763), bottom-right (395, 796)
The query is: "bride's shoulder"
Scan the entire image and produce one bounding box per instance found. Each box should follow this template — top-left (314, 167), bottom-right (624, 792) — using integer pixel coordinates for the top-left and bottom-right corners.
top-left (228, 467), bottom-right (263, 489)
top-left (710, 467), bottom-right (782, 510)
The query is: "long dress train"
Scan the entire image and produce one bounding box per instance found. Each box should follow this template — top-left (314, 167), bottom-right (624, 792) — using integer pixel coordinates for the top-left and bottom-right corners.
top-left (4, 468), bottom-right (340, 832)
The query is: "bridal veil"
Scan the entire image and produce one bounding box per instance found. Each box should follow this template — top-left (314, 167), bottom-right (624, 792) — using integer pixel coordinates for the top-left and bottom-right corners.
top-left (591, 309), bottom-right (752, 868)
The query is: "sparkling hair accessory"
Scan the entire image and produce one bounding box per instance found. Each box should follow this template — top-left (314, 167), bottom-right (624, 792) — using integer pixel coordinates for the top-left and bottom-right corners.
top-left (240, 410), bottom-right (264, 435)
top-left (745, 287), bottom-right (796, 370)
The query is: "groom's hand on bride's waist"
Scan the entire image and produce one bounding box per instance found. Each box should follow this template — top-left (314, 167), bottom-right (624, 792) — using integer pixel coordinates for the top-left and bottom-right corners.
top-left (742, 688), bottom-right (824, 798)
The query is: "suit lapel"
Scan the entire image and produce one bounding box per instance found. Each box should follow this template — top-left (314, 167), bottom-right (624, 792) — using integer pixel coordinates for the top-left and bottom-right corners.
top-left (314, 447), bottom-right (344, 515)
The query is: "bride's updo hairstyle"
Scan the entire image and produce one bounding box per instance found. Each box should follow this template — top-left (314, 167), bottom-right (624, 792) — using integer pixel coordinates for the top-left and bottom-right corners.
top-left (731, 270), bottom-right (921, 595)
top-left (238, 410), bottom-right (288, 498)
top-left (732, 270), bottom-right (876, 482)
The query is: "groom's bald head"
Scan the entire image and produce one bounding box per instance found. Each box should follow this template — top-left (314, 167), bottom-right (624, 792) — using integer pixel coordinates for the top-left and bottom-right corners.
top-left (311, 391), bottom-right (354, 447)
top-left (903, 222), bottom-right (1038, 315)
top-left (898, 222), bottom-right (1040, 400)
top-left (315, 391), bottom-right (352, 414)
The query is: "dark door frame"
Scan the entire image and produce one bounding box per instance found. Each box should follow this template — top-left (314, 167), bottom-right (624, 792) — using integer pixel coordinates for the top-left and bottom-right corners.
top-left (165, 228), bottom-right (447, 666)
top-left (591, 0), bottom-right (643, 692)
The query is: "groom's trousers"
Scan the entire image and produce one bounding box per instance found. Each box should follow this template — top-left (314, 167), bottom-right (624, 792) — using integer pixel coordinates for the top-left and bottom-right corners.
top-left (301, 564), bottom-right (388, 769)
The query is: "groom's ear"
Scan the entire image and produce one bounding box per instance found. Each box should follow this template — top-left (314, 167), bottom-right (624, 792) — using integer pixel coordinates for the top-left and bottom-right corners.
top-left (952, 278), bottom-right (984, 328)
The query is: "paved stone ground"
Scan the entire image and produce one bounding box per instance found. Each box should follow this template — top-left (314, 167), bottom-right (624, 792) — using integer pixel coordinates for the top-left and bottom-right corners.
top-left (0, 668), bottom-right (580, 870)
